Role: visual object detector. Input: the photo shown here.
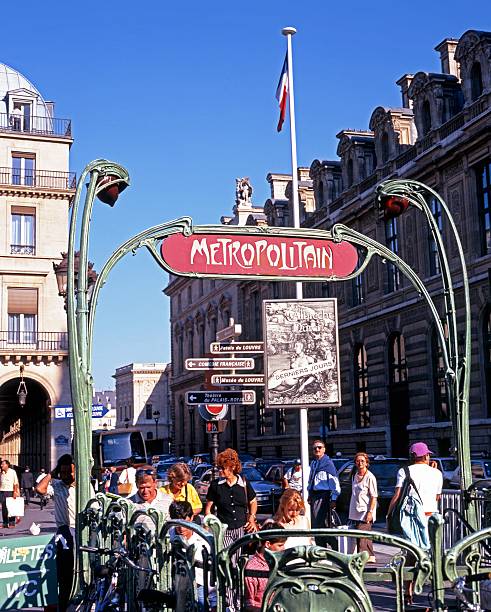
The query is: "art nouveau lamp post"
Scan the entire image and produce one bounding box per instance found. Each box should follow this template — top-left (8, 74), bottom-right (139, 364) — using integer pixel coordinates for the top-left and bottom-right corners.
top-left (65, 159), bottom-right (129, 591)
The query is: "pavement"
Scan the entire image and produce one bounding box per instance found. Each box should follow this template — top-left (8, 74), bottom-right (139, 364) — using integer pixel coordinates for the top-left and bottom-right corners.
top-left (0, 493), bottom-right (56, 538)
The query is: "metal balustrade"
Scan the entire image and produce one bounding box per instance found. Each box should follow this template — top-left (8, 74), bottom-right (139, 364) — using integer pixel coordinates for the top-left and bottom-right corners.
top-left (0, 113), bottom-right (72, 138)
top-left (0, 331), bottom-right (68, 351)
top-left (0, 167), bottom-right (76, 190)
top-left (80, 492), bottom-right (491, 611)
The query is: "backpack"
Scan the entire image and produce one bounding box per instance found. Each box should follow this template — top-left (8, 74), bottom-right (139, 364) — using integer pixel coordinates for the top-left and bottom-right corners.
top-left (387, 466), bottom-right (430, 550)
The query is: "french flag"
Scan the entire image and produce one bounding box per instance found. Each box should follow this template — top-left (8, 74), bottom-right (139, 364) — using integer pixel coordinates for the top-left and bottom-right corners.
top-left (276, 55), bottom-right (288, 132)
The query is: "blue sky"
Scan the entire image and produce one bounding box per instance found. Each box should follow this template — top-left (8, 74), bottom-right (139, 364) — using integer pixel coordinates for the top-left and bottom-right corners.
top-left (6, 0), bottom-right (490, 388)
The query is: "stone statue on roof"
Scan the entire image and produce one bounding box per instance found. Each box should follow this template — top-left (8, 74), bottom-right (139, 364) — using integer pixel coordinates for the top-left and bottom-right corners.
top-left (236, 177), bottom-right (253, 206)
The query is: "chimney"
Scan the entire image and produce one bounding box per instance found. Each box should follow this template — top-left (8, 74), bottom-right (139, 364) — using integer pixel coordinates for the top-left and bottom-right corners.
top-left (396, 74), bottom-right (414, 109)
top-left (434, 39), bottom-right (460, 78)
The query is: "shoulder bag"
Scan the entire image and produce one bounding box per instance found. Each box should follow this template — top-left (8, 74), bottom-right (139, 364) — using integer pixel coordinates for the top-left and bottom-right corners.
top-left (117, 469), bottom-right (132, 496)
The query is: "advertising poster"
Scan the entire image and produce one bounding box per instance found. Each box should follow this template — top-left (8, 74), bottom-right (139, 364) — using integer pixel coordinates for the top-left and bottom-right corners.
top-left (263, 299), bottom-right (341, 409)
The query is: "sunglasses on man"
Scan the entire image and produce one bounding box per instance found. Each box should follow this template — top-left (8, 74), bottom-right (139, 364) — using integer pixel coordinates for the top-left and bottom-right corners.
top-left (135, 469), bottom-right (156, 477)
top-left (313, 445), bottom-right (324, 450)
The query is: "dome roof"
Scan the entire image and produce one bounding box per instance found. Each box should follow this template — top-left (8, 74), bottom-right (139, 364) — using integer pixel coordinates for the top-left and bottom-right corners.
top-left (0, 63), bottom-right (49, 117)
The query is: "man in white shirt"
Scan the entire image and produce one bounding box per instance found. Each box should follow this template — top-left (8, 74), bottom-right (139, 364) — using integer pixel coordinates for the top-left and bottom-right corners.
top-left (0, 459), bottom-right (20, 528)
top-left (129, 466), bottom-right (173, 527)
top-left (387, 441), bottom-right (443, 605)
top-left (282, 459), bottom-right (310, 493)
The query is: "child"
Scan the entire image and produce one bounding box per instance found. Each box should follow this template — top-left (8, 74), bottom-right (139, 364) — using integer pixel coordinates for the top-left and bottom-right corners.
top-left (244, 522), bottom-right (287, 612)
top-left (169, 501), bottom-right (216, 611)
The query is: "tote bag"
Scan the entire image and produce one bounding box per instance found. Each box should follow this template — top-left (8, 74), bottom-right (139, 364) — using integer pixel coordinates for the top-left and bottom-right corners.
top-left (117, 469), bottom-right (132, 496)
top-left (6, 496), bottom-right (24, 517)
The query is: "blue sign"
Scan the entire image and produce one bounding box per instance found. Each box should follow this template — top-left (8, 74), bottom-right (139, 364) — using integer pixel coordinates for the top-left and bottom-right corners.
top-left (53, 404), bottom-right (109, 420)
top-left (54, 435), bottom-right (69, 446)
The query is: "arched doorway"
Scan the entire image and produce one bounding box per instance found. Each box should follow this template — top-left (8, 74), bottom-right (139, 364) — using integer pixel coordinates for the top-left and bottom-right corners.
top-left (0, 376), bottom-right (50, 472)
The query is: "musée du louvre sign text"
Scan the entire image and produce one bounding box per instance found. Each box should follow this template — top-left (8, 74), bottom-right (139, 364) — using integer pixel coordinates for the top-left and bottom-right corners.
top-left (161, 232), bottom-right (358, 278)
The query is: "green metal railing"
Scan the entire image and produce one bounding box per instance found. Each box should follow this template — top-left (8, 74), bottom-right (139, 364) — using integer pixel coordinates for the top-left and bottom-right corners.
top-left (79, 494), bottom-right (491, 611)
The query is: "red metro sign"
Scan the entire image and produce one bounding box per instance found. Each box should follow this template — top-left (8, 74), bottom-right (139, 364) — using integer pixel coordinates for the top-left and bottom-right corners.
top-left (161, 231), bottom-right (358, 279)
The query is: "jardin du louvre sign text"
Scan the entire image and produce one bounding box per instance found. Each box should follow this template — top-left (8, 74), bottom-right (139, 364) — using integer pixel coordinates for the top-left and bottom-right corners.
top-left (160, 229), bottom-right (359, 279)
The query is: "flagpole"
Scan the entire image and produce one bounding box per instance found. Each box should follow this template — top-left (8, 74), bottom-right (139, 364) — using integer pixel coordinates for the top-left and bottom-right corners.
top-left (281, 26), bottom-right (310, 506)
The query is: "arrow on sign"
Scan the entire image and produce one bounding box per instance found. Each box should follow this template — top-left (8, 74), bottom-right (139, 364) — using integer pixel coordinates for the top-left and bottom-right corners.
top-left (186, 390), bottom-right (256, 405)
top-left (185, 358), bottom-right (254, 371)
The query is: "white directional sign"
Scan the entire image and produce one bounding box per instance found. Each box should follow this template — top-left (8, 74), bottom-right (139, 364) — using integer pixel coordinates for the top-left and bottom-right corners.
top-left (210, 341), bottom-right (264, 354)
top-left (186, 390), bottom-right (256, 405)
top-left (216, 322), bottom-right (242, 342)
top-left (185, 358), bottom-right (254, 371)
top-left (211, 374), bottom-right (265, 386)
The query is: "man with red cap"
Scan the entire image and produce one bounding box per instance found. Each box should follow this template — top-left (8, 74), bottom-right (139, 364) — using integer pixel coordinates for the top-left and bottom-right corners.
top-left (387, 441), bottom-right (443, 604)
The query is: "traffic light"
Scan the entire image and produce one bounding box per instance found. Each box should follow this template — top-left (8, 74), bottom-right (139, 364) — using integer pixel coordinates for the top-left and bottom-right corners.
top-left (205, 420), bottom-right (228, 434)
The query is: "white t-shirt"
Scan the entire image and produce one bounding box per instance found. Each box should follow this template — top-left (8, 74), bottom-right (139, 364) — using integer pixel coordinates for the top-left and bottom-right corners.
top-left (0, 468), bottom-right (18, 492)
top-left (349, 470), bottom-right (378, 522)
top-left (284, 466), bottom-right (309, 492)
top-left (395, 463), bottom-right (443, 513)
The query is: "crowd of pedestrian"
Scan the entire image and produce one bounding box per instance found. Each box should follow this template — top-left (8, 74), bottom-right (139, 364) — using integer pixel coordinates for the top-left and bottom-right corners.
top-left (37, 437), bottom-right (443, 611)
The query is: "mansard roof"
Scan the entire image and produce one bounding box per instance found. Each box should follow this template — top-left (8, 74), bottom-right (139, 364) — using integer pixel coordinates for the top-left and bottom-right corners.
top-left (336, 130), bottom-right (374, 156)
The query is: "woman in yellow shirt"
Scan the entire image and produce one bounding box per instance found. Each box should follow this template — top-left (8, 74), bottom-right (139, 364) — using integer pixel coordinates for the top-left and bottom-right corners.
top-left (161, 463), bottom-right (202, 517)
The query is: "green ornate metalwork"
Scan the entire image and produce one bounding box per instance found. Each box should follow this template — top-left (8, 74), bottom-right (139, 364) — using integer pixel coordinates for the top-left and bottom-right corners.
top-left (68, 161), bottom-right (474, 605)
top-left (79, 496), bottom-right (491, 611)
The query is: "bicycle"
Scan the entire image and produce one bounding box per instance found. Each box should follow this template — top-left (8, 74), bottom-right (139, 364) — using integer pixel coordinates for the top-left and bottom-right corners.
top-left (79, 544), bottom-right (164, 611)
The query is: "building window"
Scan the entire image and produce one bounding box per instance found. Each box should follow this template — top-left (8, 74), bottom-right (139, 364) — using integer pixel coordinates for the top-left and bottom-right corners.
top-left (477, 160), bottom-right (491, 255)
top-left (432, 328), bottom-right (449, 421)
top-left (177, 333), bottom-right (184, 373)
top-left (381, 132), bottom-right (390, 163)
top-left (329, 408), bottom-right (338, 432)
top-left (256, 387), bottom-right (265, 436)
top-left (389, 333), bottom-right (408, 384)
top-left (8, 288), bottom-right (37, 344)
top-left (354, 344), bottom-right (370, 428)
top-left (347, 159), bottom-right (354, 187)
top-left (275, 408), bottom-right (286, 435)
top-left (422, 100), bottom-right (432, 135)
top-left (187, 286), bottom-right (192, 304)
top-left (147, 432), bottom-right (153, 440)
top-left (11, 153), bottom-right (35, 186)
top-left (352, 254), bottom-right (364, 306)
top-left (187, 328), bottom-right (194, 357)
top-left (428, 197), bottom-right (443, 276)
top-left (10, 102), bottom-right (31, 131)
top-left (11, 207), bottom-right (35, 255)
top-left (471, 62), bottom-right (483, 102)
top-left (318, 180), bottom-right (324, 206)
top-left (145, 404), bottom-right (153, 420)
top-left (198, 323), bottom-right (205, 355)
top-left (484, 307), bottom-right (491, 417)
top-left (385, 218), bottom-right (400, 293)
top-left (251, 291), bottom-right (262, 339)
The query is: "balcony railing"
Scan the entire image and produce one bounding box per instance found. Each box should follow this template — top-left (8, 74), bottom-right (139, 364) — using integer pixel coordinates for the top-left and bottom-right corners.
top-left (0, 113), bottom-right (71, 138)
top-left (10, 244), bottom-right (35, 255)
top-left (0, 331), bottom-right (68, 352)
top-left (0, 167), bottom-right (76, 190)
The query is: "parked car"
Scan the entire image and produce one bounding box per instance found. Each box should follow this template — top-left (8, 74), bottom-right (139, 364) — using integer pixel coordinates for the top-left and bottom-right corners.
top-left (152, 454), bottom-right (174, 467)
top-left (255, 459), bottom-right (288, 477)
top-left (195, 466), bottom-right (278, 512)
top-left (331, 457), bottom-right (352, 474)
top-left (155, 459), bottom-right (177, 488)
top-left (263, 461), bottom-right (295, 486)
top-left (450, 459), bottom-right (491, 488)
top-left (191, 463), bottom-right (213, 485)
top-left (190, 453), bottom-right (211, 466)
top-left (336, 457), bottom-right (408, 516)
top-left (431, 457), bottom-right (458, 488)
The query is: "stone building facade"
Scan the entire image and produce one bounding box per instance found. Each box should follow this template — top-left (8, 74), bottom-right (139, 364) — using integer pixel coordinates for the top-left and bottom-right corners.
top-left (113, 362), bottom-right (171, 451)
top-left (302, 30), bottom-right (491, 457)
top-left (0, 63), bottom-right (74, 470)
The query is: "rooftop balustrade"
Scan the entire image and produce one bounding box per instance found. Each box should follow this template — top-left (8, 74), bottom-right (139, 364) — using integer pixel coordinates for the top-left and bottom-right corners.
top-left (0, 113), bottom-right (72, 138)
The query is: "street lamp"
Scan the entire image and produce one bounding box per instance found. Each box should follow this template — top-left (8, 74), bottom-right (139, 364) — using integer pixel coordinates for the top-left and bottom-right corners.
top-left (16, 364), bottom-right (27, 407)
top-left (124, 417), bottom-right (130, 429)
top-left (153, 409), bottom-right (160, 441)
top-left (53, 251), bottom-right (98, 307)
